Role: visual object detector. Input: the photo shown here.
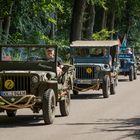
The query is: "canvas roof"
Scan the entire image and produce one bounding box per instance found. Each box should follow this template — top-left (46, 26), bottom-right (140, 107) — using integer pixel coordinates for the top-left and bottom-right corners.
top-left (70, 40), bottom-right (119, 47)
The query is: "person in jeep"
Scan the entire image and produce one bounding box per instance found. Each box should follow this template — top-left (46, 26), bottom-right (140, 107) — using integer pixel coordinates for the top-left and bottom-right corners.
top-left (46, 48), bottom-right (64, 76)
top-left (126, 47), bottom-right (132, 54)
top-left (101, 48), bottom-right (112, 66)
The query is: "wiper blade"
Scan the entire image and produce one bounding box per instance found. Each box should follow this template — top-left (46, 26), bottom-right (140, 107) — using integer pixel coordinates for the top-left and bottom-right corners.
top-left (38, 63), bottom-right (52, 69)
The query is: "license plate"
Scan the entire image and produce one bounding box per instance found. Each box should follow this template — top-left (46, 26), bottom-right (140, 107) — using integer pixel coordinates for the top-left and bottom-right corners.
top-left (0, 91), bottom-right (26, 97)
top-left (80, 80), bottom-right (92, 84)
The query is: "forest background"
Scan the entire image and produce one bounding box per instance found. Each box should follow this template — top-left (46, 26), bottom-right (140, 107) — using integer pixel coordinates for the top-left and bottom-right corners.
top-left (0, 0), bottom-right (140, 60)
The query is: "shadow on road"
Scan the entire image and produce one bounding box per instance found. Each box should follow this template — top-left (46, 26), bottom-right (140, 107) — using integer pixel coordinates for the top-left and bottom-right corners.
top-left (71, 93), bottom-right (104, 100)
top-left (63, 117), bottom-right (140, 140)
top-left (136, 72), bottom-right (140, 75)
top-left (118, 78), bottom-right (129, 82)
top-left (0, 114), bottom-right (45, 127)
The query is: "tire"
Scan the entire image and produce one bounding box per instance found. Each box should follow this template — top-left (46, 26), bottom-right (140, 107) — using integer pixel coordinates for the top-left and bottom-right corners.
top-left (42, 89), bottom-right (56, 125)
top-left (59, 90), bottom-right (72, 116)
top-left (129, 67), bottom-right (134, 81)
top-left (73, 90), bottom-right (79, 95)
top-left (6, 110), bottom-right (17, 117)
top-left (115, 76), bottom-right (118, 86)
top-left (110, 82), bottom-right (116, 95)
top-left (102, 75), bottom-right (110, 98)
top-left (134, 69), bottom-right (137, 80)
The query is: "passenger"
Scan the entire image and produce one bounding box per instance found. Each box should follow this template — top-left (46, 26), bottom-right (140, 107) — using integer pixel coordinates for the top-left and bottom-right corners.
top-left (101, 48), bottom-right (112, 66)
top-left (3, 55), bottom-right (12, 61)
top-left (94, 49), bottom-right (101, 56)
top-left (79, 48), bottom-right (89, 57)
top-left (46, 48), bottom-right (64, 76)
top-left (126, 47), bottom-right (132, 54)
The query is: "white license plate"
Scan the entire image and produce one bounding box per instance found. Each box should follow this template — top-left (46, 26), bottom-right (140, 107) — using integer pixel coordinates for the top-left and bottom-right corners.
top-left (80, 80), bottom-right (92, 84)
top-left (0, 91), bottom-right (26, 97)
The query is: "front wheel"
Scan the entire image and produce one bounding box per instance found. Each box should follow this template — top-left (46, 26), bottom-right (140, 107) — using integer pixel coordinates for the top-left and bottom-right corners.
top-left (73, 90), bottom-right (79, 95)
top-left (59, 90), bottom-right (72, 116)
top-left (134, 69), bottom-right (137, 80)
top-left (6, 110), bottom-right (17, 117)
top-left (110, 82), bottom-right (116, 95)
top-left (42, 89), bottom-right (56, 125)
top-left (129, 67), bottom-right (134, 81)
top-left (102, 75), bottom-right (110, 98)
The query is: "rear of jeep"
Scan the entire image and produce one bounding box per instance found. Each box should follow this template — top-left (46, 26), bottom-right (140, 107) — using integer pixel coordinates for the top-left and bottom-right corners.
top-left (0, 45), bottom-right (72, 124)
top-left (70, 41), bottom-right (119, 98)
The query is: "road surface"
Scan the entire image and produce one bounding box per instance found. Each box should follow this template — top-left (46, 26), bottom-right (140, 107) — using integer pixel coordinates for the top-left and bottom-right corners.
top-left (0, 75), bottom-right (140, 140)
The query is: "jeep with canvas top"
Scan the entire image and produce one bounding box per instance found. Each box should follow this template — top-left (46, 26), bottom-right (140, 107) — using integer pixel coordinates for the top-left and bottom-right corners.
top-left (70, 40), bottom-right (120, 98)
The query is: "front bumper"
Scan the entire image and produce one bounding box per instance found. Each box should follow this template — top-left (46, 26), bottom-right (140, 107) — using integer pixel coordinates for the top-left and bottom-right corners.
top-left (0, 95), bottom-right (36, 110)
top-left (74, 79), bottom-right (102, 85)
top-left (119, 68), bottom-right (130, 73)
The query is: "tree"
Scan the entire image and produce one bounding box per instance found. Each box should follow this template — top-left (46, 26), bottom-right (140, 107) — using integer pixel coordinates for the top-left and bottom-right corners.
top-left (0, 0), bottom-right (14, 44)
top-left (70, 0), bottom-right (87, 42)
top-left (83, 2), bottom-right (95, 40)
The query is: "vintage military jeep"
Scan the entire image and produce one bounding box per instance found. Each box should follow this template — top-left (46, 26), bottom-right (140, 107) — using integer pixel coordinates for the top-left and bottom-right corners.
top-left (0, 44), bottom-right (73, 125)
top-left (70, 40), bottom-right (120, 98)
top-left (134, 47), bottom-right (140, 71)
top-left (118, 48), bottom-right (137, 81)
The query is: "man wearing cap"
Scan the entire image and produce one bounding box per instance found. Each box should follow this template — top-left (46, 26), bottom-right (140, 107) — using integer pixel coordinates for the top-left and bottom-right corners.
top-left (46, 48), bottom-right (64, 76)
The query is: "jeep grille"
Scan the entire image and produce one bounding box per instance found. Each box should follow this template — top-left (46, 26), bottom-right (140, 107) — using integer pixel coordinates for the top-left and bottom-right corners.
top-left (1, 74), bottom-right (31, 93)
top-left (120, 59), bottom-right (126, 68)
top-left (76, 66), bottom-right (94, 79)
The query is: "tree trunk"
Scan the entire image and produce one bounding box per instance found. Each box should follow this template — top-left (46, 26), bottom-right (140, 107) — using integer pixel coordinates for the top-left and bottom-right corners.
top-left (3, 1), bottom-right (14, 44)
top-left (102, 9), bottom-right (107, 29)
top-left (49, 12), bottom-right (57, 39)
top-left (125, 1), bottom-right (132, 35)
top-left (70, 0), bottom-right (86, 42)
top-left (110, 11), bottom-right (115, 39)
top-left (0, 18), bottom-right (4, 42)
top-left (83, 3), bottom-right (95, 40)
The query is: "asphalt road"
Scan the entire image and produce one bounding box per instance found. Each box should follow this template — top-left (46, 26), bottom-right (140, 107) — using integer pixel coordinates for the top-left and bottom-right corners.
top-left (0, 75), bottom-right (140, 140)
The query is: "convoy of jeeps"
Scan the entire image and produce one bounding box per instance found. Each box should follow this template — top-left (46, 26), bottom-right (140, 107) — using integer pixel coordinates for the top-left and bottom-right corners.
top-left (0, 41), bottom-right (139, 124)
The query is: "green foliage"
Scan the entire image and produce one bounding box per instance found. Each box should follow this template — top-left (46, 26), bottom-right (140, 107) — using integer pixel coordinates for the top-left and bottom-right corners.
top-left (92, 28), bottom-right (115, 40)
top-left (0, 0), bottom-right (140, 53)
top-left (88, 0), bottom-right (107, 9)
top-left (39, 33), bottom-right (70, 61)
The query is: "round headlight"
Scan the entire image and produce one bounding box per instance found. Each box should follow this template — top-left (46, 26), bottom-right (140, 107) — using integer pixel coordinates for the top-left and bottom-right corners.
top-left (46, 73), bottom-right (52, 80)
top-left (104, 64), bottom-right (109, 69)
top-left (95, 66), bottom-right (101, 71)
top-left (31, 76), bottom-right (39, 83)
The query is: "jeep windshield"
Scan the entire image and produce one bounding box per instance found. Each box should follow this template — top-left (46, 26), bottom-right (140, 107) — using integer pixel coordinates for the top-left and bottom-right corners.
top-left (0, 46), bottom-right (55, 62)
top-left (71, 47), bottom-right (110, 64)
top-left (119, 54), bottom-right (133, 59)
top-left (0, 45), bottom-right (57, 71)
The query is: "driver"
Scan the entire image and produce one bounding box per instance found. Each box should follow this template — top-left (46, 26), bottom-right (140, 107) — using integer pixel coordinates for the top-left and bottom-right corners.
top-left (46, 48), bottom-right (64, 76)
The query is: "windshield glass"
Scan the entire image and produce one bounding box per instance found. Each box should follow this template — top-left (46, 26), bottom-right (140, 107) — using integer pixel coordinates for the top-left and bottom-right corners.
top-left (71, 47), bottom-right (109, 58)
top-left (1, 47), bottom-right (55, 62)
top-left (119, 54), bottom-right (133, 59)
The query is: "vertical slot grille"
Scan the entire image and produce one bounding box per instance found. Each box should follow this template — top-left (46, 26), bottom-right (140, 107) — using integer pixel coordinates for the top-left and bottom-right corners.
top-left (1, 74), bottom-right (31, 93)
top-left (76, 66), bottom-right (94, 79)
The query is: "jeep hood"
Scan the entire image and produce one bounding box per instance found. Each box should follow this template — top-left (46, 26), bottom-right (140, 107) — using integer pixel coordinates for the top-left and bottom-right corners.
top-left (0, 61), bottom-right (56, 73)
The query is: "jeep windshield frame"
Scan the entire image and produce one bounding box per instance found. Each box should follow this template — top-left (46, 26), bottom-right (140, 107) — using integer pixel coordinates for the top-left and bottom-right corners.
top-left (70, 40), bottom-right (119, 65)
top-left (0, 44), bottom-right (57, 72)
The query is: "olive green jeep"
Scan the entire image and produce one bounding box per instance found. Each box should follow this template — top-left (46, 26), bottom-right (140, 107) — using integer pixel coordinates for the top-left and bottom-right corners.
top-left (70, 40), bottom-right (120, 98)
top-left (0, 44), bottom-right (73, 125)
